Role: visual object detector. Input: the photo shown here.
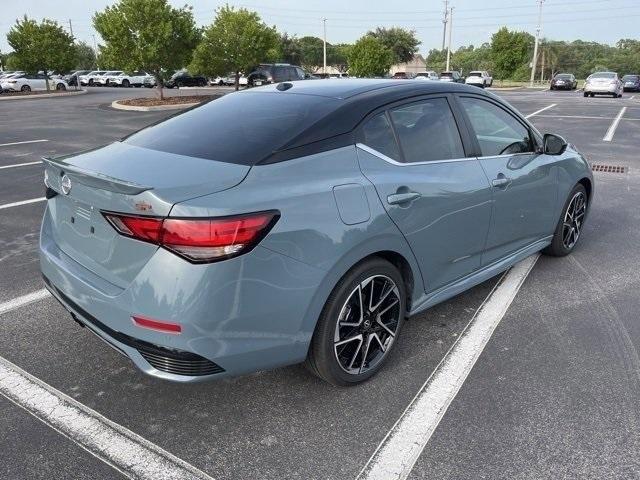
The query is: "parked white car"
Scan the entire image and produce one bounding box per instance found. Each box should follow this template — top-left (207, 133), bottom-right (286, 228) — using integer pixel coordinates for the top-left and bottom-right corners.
top-left (1, 73), bottom-right (68, 92)
top-left (222, 73), bottom-right (247, 86)
top-left (107, 71), bottom-right (148, 87)
top-left (94, 71), bottom-right (122, 86)
top-left (80, 71), bottom-right (107, 86)
top-left (415, 71), bottom-right (439, 81)
top-left (465, 71), bottom-right (493, 88)
top-left (583, 71), bottom-right (624, 98)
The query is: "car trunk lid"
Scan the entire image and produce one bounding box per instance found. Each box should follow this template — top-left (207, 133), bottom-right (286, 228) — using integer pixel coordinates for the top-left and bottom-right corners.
top-left (43, 142), bottom-right (250, 287)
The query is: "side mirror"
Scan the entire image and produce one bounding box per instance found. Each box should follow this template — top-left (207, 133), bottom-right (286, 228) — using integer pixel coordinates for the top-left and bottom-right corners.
top-left (543, 133), bottom-right (568, 155)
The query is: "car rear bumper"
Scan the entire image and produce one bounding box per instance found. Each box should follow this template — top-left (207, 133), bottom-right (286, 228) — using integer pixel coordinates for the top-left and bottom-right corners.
top-left (39, 205), bottom-right (325, 382)
top-left (584, 84), bottom-right (618, 93)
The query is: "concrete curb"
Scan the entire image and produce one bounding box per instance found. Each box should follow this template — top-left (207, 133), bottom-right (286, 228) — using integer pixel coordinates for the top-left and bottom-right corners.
top-left (0, 89), bottom-right (88, 101)
top-left (110, 100), bottom-right (200, 111)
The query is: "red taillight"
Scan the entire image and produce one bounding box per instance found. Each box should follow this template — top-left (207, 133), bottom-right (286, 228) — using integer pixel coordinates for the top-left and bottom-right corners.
top-left (102, 211), bottom-right (278, 263)
top-left (132, 315), bottom-right (182, 334)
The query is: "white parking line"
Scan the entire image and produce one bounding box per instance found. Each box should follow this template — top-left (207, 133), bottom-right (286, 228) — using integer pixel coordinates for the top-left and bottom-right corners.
top-left (0, 197), bottom-right (46, 210)
top-left (0, 161), bottom-right (42, 170)
top-left (357, 254), bottom-right (539, 480)
top-left (0, 356), bottom-right (215, 480)
top-left (603, 107), bottom-right (627, 142)
top-left (0, 289), bottom-right (50, 316)
top-left (525, 103), bottom-right (556, 119)
top-left (0, 139), bottom-right (48, 148)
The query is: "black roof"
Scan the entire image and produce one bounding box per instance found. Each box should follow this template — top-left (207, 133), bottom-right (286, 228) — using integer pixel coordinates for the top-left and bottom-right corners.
top-left (240, 79), bottom-right (491, 158)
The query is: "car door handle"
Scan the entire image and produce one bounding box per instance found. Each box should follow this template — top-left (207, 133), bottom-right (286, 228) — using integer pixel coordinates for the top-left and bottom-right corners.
top-left (491, 176), bottom-right (512, 188)
top-left (387, 191), bottom-right (421, 205)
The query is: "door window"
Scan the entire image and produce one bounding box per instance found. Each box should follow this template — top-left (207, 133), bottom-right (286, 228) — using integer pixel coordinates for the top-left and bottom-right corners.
top-left (360, 113), bottom-right (401, 161)
top-left (273, 66), bottom-right (287, 82)
top-left (295, 67), bottom-right (306, 79)
top-left (459, 97), bottom-right (533, 156)
top-left (389, 98), bottom-right (465, 163)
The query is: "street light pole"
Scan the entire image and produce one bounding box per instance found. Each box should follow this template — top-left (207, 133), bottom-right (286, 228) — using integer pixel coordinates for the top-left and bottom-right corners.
top-left (529, 0), bottom-right (544, 88)
top-left (446, 7), bottom-right (454, 71)
top-left (322, 18), bottom-right (327, 75)
top-left (441, 0), bottom-right (449, 51)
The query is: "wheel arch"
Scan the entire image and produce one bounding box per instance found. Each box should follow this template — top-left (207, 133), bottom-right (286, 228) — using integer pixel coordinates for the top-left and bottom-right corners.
top-left (578, 176), bottom-right (592, 201)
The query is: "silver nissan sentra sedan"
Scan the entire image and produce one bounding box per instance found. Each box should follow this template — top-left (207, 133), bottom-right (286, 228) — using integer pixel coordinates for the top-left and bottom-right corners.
top-left (40, 79), bottom-right (593, 386)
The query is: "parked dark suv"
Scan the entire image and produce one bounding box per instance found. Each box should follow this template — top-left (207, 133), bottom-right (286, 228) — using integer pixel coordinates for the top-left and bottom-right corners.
top-left (247, 63), bottom-right (309, 87)
top-left (165, 71), bottom-right (207, 88)
top-left (439, 71), bottom-right (464, 83)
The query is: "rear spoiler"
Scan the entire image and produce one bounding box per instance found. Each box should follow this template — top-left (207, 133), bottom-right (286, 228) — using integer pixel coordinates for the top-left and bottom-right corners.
top-left (42, 156), bottom-right (152, 195)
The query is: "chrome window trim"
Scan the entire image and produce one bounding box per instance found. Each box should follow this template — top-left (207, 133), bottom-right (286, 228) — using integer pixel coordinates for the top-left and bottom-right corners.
top-left (356, 143), bottom-right (474, 166)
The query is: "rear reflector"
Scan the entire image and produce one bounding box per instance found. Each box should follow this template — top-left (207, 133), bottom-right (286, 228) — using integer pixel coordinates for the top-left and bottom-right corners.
top-left (132, 315), bottom-right (182, 334)
top-left (103, 211), bottom-right (278, 263)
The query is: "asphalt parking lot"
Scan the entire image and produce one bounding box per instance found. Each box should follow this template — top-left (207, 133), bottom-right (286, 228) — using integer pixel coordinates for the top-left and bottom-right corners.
top-left (1, 86), bottom-right (639, 480)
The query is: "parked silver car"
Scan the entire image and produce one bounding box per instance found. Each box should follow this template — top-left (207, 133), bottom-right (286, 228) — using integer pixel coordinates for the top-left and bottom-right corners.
top-left (583, 72), bottom-right (623, 97)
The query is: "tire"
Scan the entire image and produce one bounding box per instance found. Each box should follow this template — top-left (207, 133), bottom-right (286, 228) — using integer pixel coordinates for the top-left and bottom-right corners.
top-left (55, 83), bottom-right (66, 91)
top-left (583, 92), bottom-right (588, 97)
top-left (122, 79), bottom-right (130, 88)
top-left (306, 257), bottom-right (406, 386)
top-left (88, 79), bottom-right (94, 86)
top-left (21, 85), bottom-right (31, 92)
top-left (543, 184), bottom-right (588, 257)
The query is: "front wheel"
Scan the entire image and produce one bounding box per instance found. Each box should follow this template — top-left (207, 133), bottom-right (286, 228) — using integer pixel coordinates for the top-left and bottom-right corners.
top-left (21, 85), bottom-right (31, 92)
top-left (56, 83), bottom-right (66, 91)
top-left (543, 184), bottom-right (588, 257)
top-left (306, 258), bottom-right (406, 386)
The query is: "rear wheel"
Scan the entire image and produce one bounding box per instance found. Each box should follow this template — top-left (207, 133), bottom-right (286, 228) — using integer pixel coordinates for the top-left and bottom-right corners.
top-left (306, 258), bottom-right (406, 386)
top-left (55, 83), bottom-right (66, 91)
top-left (21, 85), bottom-right (31, 92)
top-left (122, 79), bottom-right (130, 88)
top-left (583, 92), bottom-right (588, 97)
top-left (543, 184), bottom-right (588, 257)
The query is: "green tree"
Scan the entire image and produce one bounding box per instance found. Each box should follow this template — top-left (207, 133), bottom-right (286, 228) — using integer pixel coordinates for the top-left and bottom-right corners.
top-left (367, 27), bottom-right (420, 65)
top-left (490, 27), bottom-right (534, 80)
top-left (330, 43), bottom-right (352, 73)
top-left (75, 41), bottom-right (97, 70)
top-left (425, 48), bottom-right (447, 73)
top-left (348, 36), bottom-right (394, 78)
top-left (7, 16), bottom-right (76, 90)
top-left (93, 0), bottom-right (200, 99)
top-left (297, 36), bottom-right (324, 71)
top-left (190, 6), bottom-right (277, 90)
top-left (271, 33), bottom-right (303, 65)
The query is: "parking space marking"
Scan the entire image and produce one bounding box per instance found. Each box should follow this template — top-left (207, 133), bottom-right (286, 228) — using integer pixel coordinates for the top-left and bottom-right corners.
top-left (525, 104), bottom-right (556, 118)
top-left (357, 254), bottom-right (540, 480)
top-left (0, 197), bottom-right (46, 210)
top-left (0, 139), bottom-right (48, 148)
top-left (0, 289), bottom-right (49, 316)
top-left (603, 107), bottom-right (627, 142)
top-left (0, 356), bottom-right (215, 480)
top-left (0, 161), bottom-right (42, 170)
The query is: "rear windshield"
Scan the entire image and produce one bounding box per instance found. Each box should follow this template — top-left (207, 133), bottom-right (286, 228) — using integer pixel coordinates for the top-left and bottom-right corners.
top-left (469, 71), bottom-right (483, 76)
top-left (590, 72), bottom-right (615, 79)
top-left (125, 92), bottom-right (340, 165)
top-left (556, 74), bottom-right (572, 79)
top-left (623, 75), bottom-right (638, 81)
top-left (440, 72), bottom-right (453, 78)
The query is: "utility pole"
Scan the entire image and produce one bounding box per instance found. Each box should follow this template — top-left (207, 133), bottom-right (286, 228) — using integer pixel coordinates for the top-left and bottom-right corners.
top-left (540, 48), bottom-right (545, 82)
top-left (68, 19), bottom-right (74, 38)
top-left (446, 7), bottom-right (454, 71)
top-left (529, 0), bottom-right (544, 87)
top-left (441, 0), bottom-right (449, 51)
top-left (322, 18), bottom-right (327, 75)
top-left (92, 34), bottom-right (99, 68)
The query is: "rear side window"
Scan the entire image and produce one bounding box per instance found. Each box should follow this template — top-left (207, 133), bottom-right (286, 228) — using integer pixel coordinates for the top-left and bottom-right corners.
top-left (389, 98), bottom-right (465, 163)
top-left (360, 113), bottom-right (401, 161)
top-left (459, 97), bottom-right (533, 157)
top-left (125, 92), bottom-right (340, 165)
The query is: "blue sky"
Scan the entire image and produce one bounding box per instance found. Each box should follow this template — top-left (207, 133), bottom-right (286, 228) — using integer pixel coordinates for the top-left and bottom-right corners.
top-left (1, 0), bottom-right (638, 54)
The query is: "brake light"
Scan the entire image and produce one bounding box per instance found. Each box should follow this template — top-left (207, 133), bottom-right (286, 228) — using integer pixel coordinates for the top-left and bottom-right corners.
top-left (102, 211), bottom-right (278, 263)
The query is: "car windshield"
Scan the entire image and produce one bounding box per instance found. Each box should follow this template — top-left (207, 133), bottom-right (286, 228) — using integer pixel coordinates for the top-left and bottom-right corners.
top-left (125, 91), bottom-right (340, 165)
top-left (469, 72), bottom-right (483, 76)
top-left (622, 75), bottom-right (638, 81)
top-left (590, 72), bottom-right (615, 79)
